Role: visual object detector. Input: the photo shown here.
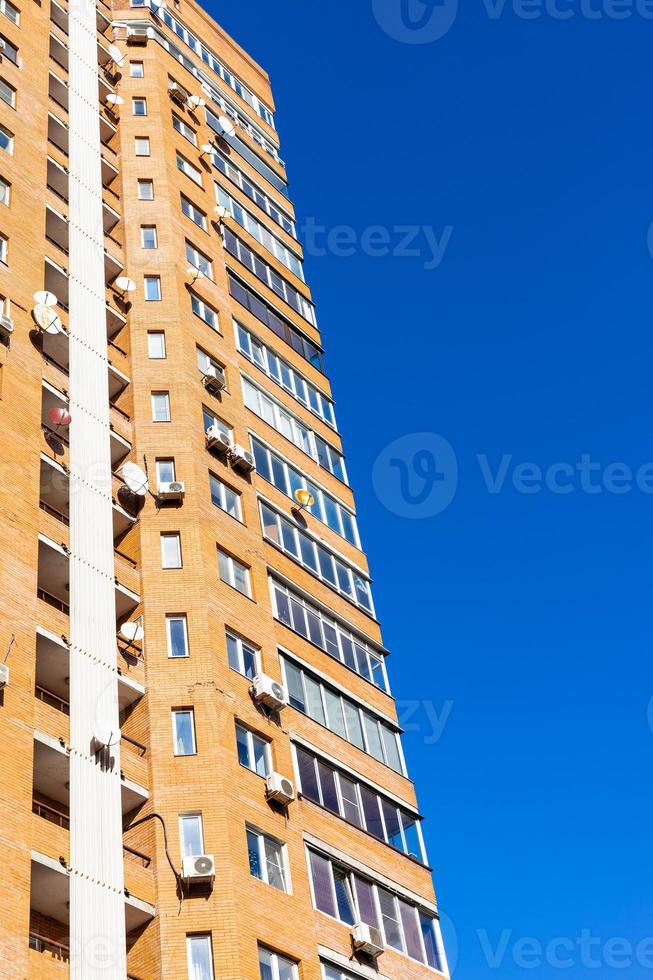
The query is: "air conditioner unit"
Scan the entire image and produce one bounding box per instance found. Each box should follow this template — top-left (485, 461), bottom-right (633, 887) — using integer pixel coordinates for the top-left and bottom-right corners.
top-left (206, 425), bottom-right (232, 455)
top-left (251, 674), bottom-right (287, 711)
top-left (231, 444), bottom-right (255, 473)
top-left (352, 922), bottom-right (385, 958)
top-left (266, 772), bottom-right (295, 805)
top-left (202, 365), bottom-right (226, 395)
top-left (182, 854), bottom-right (215, 882)
top-left (0, 313), bottom-right (13, 338)
top-left (0, 663), bottom-right (9, 687)
top-left (127, 26), bottom-right (149, 44)
top-left (158, 481), bottom-right (185, 501)
top-left (168, 81), bottom-right (187, 105)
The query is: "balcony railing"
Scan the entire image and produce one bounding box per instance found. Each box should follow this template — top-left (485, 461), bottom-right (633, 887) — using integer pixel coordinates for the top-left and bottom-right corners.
top-left (29, 933), bottom-right (69, 961)
top-left (32, 797), bottom-right (70, 830)
top-left (40, 500), bottom-right (69, 527)
top-left (38, 587), bottom-right (69, 615)
top-left (121, 732), bottom-right (147, 757)
top-left (35, 685), bottom-right (70, 715)
top-left (123, 844), bottom-right (151, 868)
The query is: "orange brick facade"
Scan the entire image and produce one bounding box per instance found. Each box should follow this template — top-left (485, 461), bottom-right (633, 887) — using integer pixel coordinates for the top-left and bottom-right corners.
top-left (0, 0), bottom-right (448, 977)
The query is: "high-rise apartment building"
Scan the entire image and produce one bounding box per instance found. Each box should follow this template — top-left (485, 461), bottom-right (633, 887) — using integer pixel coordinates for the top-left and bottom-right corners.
top-left (0, 0), bottom-right (449, 976)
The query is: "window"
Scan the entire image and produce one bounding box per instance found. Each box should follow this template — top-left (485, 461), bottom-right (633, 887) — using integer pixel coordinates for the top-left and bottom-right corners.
top-left (176, 150), bottom-right (202, 185)
top-left (0, 124), bottom-right (13, 154)
top-left (209, 473), bottom-right (241, 520)
top-left (258, 947), bottom-right (297, 980)
top-left (294, 744), bottom-right (426, 861)
top-left (0, 233), bottom-right (7, 264)
top-left (173, 112), bottom-right (197, 146)
top-left (191, 293), bottom-right (219, 331)
top-left (270, 579), bottom-right (387, 690)
top-left (246, 827), bottom-right (289, 892)
top-left (226, 630), bottom-right (259, 679)
top-left (212, 149), bottom-right (295, 236)
top-left (181, 195), bottom-right (207, 230)
top-left (218, 548), bottom-right (251, 597)
top-left (135, 136), bottom-right (150, 156)
top-left (167, 614), bottom-right (189, 658)
top-left (202, 407), bottom-right (231, 441)
top-left (138, 179), bottom-right (154, 200)
top-left (132, 97), bottom-right (147, 116)
top-left (129, 61), bottom-right (144, 77)
top-left (156, 458), bottom-right (176, 487)
top-left (229, 274), bottom-right (324, 373)
top-left (0, 78), bottom-right (15, 108)
top-left (186, 935), bottom-right (214, 980)
top-left (307, 849), bottom-right (444, 970)
top-left (179, 813), bottom-right (203, 857)
top-left (172, 709), bottom-right (196, 755)
top-left (141, 225), bottom-right (158, 249)
top-left (260, 503), bottom-right (373, 615)
top-left (281, 656), bottom-right (403, 773)
top-left (0, 0), bottom-right (19, 26)
top-left (0, 36), bottom-right (17, 65)
top-left (0, 176), bottom-right (9, 206)
top-left (216, 186), bottom-right (304, 282)
top-left (147, 330), bottom-right (165, 358)
top-left (196, 347), bottom-right (225, 382)
top-left (144, 276), bottom-right (161, 301)
top-left (242, 377), bottom-right (347, 483)
top-left (161, 532), bottom-right (182, 568)
top-left (223, 228), bottom-right (313, 325)
top-left (235, 723), bottom-right (269, 776)
top-left (252, 438), bottom-right (357, 546)
top-left (321, 966), bottom-right (368, 980)
top-left (235, 322), bottom-right (336, 429)
top-left (185, 240), bottom-right (212, 279)
top-left (151, 391), bottom-right (170, 421)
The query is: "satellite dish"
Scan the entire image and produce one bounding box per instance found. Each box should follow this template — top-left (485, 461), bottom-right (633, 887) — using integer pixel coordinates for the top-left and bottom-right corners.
top-left (213, 205), bottom-right (229, 220)
top-left (186, 266), bottom-right (204, 283)
top-left (216, 115), bottom-right (236, 138)
top-left (108, 43), bottom-right (124, 66)
top-left (33, 304), bottom-right (64, 335)
top-left (119, 461), bottom-right (149, 495)
top-left (115, 276), bottom-right (136, 293)
top-left (201, 144), bottom-right (214, 154)
top-left (119, 621), bottom-right (144, 643)
top-left (106, 94), bottom-right (124, 106)
top-left (188, 94), bottom-right (206, 109)
top-left (294, 488), bottom-right (315, 510)
top-left (92, 720), bottom-right (120, 748)
top-left (48, 407), bottom-right (72, 426)
top-left (34, 290), bottom-right (58, 307)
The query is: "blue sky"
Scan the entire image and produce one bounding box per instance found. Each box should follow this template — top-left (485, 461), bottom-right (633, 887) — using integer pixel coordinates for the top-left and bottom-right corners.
top-left (209, 2), bottom-right (653, 975)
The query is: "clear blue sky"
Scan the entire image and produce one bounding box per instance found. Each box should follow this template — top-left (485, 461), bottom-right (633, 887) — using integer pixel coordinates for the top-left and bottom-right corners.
top-left (208, 2), bottom-right (653, 975)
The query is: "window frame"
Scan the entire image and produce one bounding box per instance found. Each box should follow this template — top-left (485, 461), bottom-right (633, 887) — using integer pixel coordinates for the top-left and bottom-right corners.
top-left (172, 708), bottom-right (197, 756)
top-left (186, 934), bottom-right (214, 980)
top-left (147, 330), bottom-right (165, 358)
top-left (235, 722), bottom-right (270, 777)
top-left (209, 472), bottom-right (242, 522)
top-left (217, 547), bottom-right (251, 598)
top-left (129, 60), bottom-right (144, 77)
top-left (166, 613), bottom-right (189, 659)
top-left (258, 947), bottom-right (299, 980)
top-left (141, 225), bottom-right (158, 250)
top-left (161, 531), bottom-right (182, 569)
top-left (134, 135), bottom-right (151, 156)
top-left (226, 629), bottom-right (260, 679)
top-left (179, 812), bottom-right (204, 858)
top-left (151, 390), bottom-right (171, 422)
top-left (132, 96), bottom-right (147, 116)
top-left (246, 825), bottom-right (290, 893)
top-left (144, 275), bottom-right (162, 301)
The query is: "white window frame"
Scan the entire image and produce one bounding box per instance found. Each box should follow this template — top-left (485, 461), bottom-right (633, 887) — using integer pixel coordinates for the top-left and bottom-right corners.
top-left (179, 812), bottom-right (204, 858)
top-left (129, 61), bottom-right (144, 77)
top-left (173, 112), bottom-right (198, 146)
top-left (132, 97), bottom-right (147, 116)
top-left (246, 826), bottom-right (290, 893)
top-left (211, 149), bottom-right (295, 237)
top-left (156, 458), bottom-right (176, 486)
top-left (137, 178), bottom-right (154, 200)
top-left (202, 407), bottom-right (232, 441)
top-left (177, 150), bottom-right (202, 185)
top-left (147, 330), bottom-right (165, 358)
top-left (166, 613), bottom-right (189, 659)
top-left (0, 77), bottom-right (15, 109)
top-left (186, 934), bottom-right (214, 980)
top-left (258, 946), bottom-right (299, 980)
top-left (0, 0), bottom-right (19, 26)
top-left (226, 629), bottom-right (260, 679)
top-left (0, 124), bottom-right (13, 155)
top-left (0, 175), bottom-right (9, 206)
top-left (0, 233), bottom-right (7, 264)
top-left (141, 224), bottom-right (158, 249)
top-left (172, 708), bottom-right (196, 756)
top-left (181, 194), bottom-right (207, 230)
top-left (216, 184), bottom-right (303, 281)
top-left (185, 240), bottom-right (213, 279)
top-left (161, 531), bottom-right (182, 569)
top-left (151, 390), bottom-right (170, 421)
top-left (235, 722), bottom-right (270, 777)
top-left (218, 548), bottom-right (251, 597)
top-left (191, 292), bottom-right (219, 331)
top-left (144, 276), bottom-right (161, 301)
top-left (209, 473), bottom-right (242, 522)
top-left (134, 135), bottom-right (150, 156)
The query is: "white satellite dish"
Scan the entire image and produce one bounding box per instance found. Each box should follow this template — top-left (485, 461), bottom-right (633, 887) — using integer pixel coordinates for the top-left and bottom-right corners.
top-left (119, 461), bottom-right (149, 495)
top-left (186, 266), bottom-right (204, 283)
top-left (188, 94), bottom-right (206, 109)
top-left (216, 115), bottom-right (236, 138)
top-left (92, 720), bottom-right (121, 748)
top-left (213, 205), bottom-right (229, 220)
top-left (33, 304), bottom-right (64, 335)
top-left (108, 43), bottom-right (125, 67)
top-left (106, 94), bottom-right (124, 106)
top-left (119, 621), bottom-right (144, 643)
top-left (115, 276), bottom-right (136, 294)
top-left (201, 144), bottom-right (214, 154)
top-left (34, 290), bottom-right (58, 307)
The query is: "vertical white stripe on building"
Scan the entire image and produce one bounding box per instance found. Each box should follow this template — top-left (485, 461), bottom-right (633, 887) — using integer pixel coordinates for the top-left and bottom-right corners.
top-left (67, 0), bottom-right (126, 975)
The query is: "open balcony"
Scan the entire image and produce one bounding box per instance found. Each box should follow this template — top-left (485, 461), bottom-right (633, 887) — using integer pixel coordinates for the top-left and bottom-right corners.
top-left (50, 0), bottom-right (111, 37)
top-left (41, 380), bottom-right (131, 468)
top-left (46, 157), bottom-right (122, 235)
top-left (40, 454), bottom-right (135, 542)
top-left (45, 205), bottom-right (123, 283)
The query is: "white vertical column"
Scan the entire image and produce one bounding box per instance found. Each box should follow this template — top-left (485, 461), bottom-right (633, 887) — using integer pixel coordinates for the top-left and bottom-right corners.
top-left (67, 0), bottom-right (127, 975)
